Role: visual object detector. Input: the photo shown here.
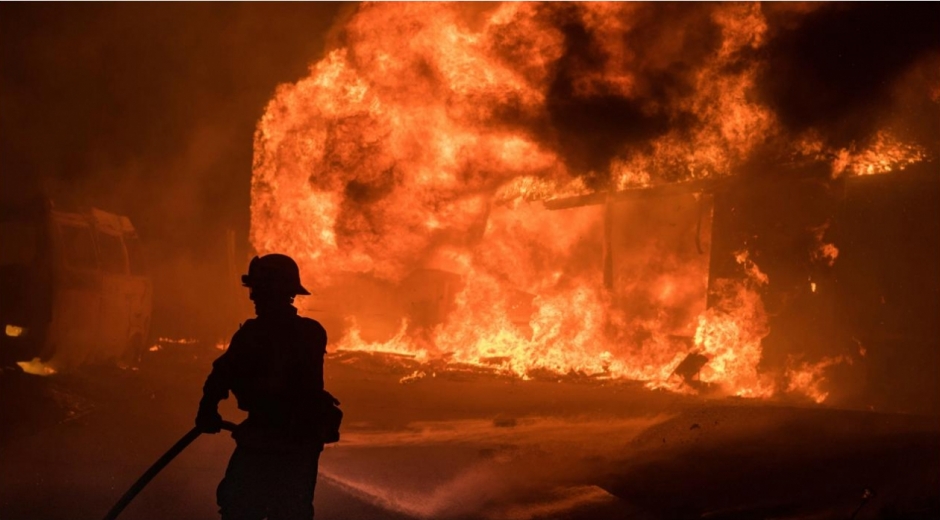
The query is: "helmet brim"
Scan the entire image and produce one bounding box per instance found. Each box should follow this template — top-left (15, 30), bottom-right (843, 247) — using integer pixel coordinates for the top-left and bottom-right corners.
top-left (242, 274), bottom-right (311, 296)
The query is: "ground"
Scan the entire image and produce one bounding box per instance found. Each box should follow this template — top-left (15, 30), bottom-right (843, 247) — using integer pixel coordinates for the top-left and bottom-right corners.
top-left (1, 343), bottom-right (938, 520)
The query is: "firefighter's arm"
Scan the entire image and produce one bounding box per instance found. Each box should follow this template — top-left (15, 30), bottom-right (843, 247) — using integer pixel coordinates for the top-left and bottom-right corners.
top-left (196, 330), bottom-right (243, 433)
top-left (196, 371), bottom-right (226, 433)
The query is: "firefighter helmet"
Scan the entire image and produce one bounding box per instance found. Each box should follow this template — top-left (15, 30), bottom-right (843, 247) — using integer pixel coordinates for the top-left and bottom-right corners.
top-left (241, 254), bottom-right (310, 296)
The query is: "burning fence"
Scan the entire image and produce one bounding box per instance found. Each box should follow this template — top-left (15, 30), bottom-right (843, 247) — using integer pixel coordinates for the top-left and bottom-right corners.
top-left (247, 4), bottom-right (938, 407)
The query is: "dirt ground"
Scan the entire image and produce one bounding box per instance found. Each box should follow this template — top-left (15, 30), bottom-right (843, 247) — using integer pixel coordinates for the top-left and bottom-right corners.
top-left (1, 343), bottom-right (938, 520)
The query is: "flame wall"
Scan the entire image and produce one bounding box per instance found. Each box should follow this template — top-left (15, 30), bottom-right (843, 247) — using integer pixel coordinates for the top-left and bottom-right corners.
top-left (249, 3), bottom-right (940, 402)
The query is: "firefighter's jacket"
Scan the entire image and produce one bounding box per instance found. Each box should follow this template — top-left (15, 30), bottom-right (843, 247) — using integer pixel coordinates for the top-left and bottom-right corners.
top-left (200, 306), bottom-right (327, 436)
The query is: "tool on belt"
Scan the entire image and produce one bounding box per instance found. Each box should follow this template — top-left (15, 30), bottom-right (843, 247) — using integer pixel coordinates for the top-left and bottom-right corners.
top-left (101, 420), bottom-right (239, 520)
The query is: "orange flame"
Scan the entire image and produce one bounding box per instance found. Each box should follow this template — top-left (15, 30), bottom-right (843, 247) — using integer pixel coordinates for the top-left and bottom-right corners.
top-left (810, 222), bottom-right (839, 267)
top-left (832, 131), bottom-right (928, 177)
top-left (786, 355), bottom-right (852, 404)
top-left (796, 130), bottom-right (929, 178)
top-left (694, 283), bottom-right (773, 398)
top-left (249, 3), bottom-right (880, 401)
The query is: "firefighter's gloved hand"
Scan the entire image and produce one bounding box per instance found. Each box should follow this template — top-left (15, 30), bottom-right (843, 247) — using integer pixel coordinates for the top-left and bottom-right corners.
top-left (196, 407), bottom-right (223, 434)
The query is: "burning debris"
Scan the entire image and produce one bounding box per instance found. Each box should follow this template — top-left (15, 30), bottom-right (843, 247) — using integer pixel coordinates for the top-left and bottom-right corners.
top-left (246, 3), bottom-right (938, 406)
top-left (15, 358), bottom-right (57, 377)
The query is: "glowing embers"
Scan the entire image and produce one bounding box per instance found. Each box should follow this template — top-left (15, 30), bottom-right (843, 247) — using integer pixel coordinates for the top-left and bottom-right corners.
top-left (16, 358), bottom-right (56, 376)
top-left (150, 338), bottom-right (190, 351)
top-left (5, 324), bottom-right (26, 337)
top-left (147, 337), bottom-right (228, 352)
top-left (156, 337), bottom-right (198, 345)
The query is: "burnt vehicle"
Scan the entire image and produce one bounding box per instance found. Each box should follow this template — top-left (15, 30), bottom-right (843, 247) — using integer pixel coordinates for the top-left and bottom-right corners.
top-left (1, 196), bottom-right (152, 370)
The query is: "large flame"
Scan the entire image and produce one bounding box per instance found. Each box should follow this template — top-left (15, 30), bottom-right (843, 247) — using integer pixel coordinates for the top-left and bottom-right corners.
top-left (250, 3), bottom-right (931, 401)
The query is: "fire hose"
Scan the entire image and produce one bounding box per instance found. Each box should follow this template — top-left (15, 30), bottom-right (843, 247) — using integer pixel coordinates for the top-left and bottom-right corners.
top-left (101, 420), bottom-right (239, 520)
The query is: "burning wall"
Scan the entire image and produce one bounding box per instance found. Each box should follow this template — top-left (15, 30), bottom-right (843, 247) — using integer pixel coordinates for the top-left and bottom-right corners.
top-left (248, 3), bottom-right (939, 404)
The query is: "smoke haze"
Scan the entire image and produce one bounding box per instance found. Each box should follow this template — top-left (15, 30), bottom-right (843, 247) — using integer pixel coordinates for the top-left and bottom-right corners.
top-left (1, 3), bottom-right (347, 337)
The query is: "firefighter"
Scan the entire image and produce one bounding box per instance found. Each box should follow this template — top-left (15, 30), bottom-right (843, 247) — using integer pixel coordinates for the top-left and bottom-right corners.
top-left (196, 254), bottom-right (328, 520)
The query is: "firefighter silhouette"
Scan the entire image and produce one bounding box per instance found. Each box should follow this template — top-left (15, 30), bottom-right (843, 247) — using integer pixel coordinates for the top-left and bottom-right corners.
top-left (197, 254), bottom-right (330, 520)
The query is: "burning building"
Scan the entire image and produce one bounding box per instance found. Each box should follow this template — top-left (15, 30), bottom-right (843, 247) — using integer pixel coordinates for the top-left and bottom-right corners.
top-left (1, 3), bottom-right (939, 520)
top-left (248, 3), bottom-right (939, 411)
